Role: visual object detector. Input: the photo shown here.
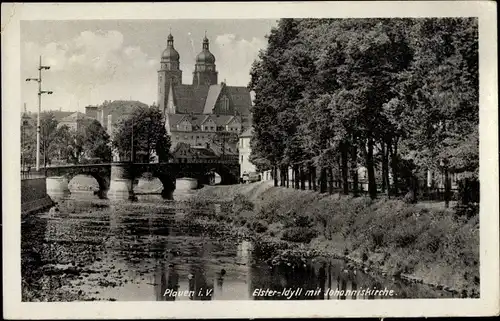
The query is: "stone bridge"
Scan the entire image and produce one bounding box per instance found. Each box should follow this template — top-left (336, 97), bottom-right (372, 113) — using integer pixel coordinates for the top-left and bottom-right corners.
top-left (39, 158), bottom-right (240, 200)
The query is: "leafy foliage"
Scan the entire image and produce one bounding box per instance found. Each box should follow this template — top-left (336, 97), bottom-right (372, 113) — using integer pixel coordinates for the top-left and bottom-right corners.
top-left (112, 105), bottom-right (171, 162)
top-left (249, 18), bottom-right (478, 203)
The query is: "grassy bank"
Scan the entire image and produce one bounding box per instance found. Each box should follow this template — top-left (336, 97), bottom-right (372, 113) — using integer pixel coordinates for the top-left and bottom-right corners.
top-left (193, 181), bottom-right (479, 297)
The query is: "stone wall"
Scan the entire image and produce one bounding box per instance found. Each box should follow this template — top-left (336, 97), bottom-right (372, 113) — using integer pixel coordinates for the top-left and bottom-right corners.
top-left (21, 178), bottom-right (54, 216)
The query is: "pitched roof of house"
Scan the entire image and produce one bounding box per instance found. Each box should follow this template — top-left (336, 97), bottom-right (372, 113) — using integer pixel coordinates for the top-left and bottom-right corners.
top-left (59, 112), bottom-right (94, 123)
top-left (166, 113), bottom-right (241, 130)
top-left (239, 127), bottom-right (253, 138)
top-left (52, 111), bottom-right (75, 121)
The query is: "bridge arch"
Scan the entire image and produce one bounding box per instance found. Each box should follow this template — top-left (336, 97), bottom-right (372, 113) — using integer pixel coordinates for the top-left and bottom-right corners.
top-left (66, 173), bottom-right (109, 199)
top-left (44, 164), bottom-right (111, 199)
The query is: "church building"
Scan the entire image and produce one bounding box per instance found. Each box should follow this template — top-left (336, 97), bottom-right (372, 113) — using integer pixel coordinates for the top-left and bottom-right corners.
top-left (157, 33), bottom-right (252, 155)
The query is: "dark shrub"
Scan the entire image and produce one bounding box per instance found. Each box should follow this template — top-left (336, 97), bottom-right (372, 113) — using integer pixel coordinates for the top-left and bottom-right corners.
top-left (293, 215), bottom-right (314, 228)
top-left (370, 226), bottom-right (386, 248)
top-left (362, 252), bottom-right (369, 262)
top-left (281, 227), bottom-right (317, 243)
top-left (252, 220), bottom-right (268, 233)
top-left (454, 204), bottom-right (479, 219)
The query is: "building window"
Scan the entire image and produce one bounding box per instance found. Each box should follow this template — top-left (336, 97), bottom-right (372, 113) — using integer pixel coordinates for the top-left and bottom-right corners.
top-left (221, 95), bottom-right (230, 112)
top-left (241, 155), bottom-right (243, 163)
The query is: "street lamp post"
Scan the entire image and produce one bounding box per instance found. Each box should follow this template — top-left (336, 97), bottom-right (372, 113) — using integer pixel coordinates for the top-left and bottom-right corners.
top-left (26, 56), bottom-right (52, 171)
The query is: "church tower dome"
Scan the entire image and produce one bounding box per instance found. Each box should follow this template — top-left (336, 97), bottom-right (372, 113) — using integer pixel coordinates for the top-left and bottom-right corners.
top-left (192, 34), bottom-right (218, 86)
top-left (161, 33), bottom-right (180, 62)
top-left (195, 36), bottom-right (216, 64)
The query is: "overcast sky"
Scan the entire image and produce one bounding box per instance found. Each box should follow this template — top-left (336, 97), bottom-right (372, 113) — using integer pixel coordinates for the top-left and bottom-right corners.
top-left (21, 19), bottom-right (277, 113)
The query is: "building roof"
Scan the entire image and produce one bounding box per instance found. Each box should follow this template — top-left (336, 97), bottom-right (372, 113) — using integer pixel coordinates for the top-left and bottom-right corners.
top-left (165, 83), bottom-right (251, 116)
top-left (225, 86), bottom-right (252, 116)
top-left (203, 84), bottom-right (223, 114)
top-left (166, 113), bottom-right (241, 131)
top-left (239, 127), bottom-right (253, 138)
top-left (59, 112), bottom-right (94, 123)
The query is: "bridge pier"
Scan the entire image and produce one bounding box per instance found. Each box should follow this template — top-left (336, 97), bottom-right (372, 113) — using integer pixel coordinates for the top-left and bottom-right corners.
top-left (107, 165), bottom-right (135, 200)
top-left (46, 176), bottom-right (71, 199)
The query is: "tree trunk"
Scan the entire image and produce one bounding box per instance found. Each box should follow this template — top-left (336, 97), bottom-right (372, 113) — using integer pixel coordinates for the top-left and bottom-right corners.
top-left (286, 166), bottom-right (290, 188)
top-left (341, 142), bottom-right (349, 195)
top-left (300, 165), bottom-right (306, 190)
top-left (390, 140), bottom-right (399, 196)
top-left (384, 139), bottom-right (391, 197)
top-left (319, 166), bottom-right (327, 193)
top-left (328, 167), bottom-right (334, 194)
top-left (311, 165), bottom-right (317, 191)
top-left (444, 166), bottom-right (450, 208)
top-left (307, 164), bottom-right (312, 190)
top-left (351, 142), bottom-right (359, 197)
top-left (273, 165), bottom-right (278, 187)
top-left (366, 136), bottom-right (377, 200)
top-left (294, 165), bottom-right (300, 189)
top-left (381, 141), bottom-right (387, 193)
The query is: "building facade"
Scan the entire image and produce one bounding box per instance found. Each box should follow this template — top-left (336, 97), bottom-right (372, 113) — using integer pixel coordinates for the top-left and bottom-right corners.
top-left (157, 33), bottom-right (252, 155)
top-left (238, 127), bottom-right (256, 176)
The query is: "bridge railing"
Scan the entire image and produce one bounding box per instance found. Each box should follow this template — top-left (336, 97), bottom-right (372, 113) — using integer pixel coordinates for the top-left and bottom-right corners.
top-left (21, 170), bottom-right (46, 180)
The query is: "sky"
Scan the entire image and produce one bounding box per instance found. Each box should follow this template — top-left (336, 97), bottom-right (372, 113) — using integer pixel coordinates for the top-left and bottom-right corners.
top-left (20, 19), bottom-right (277, 113)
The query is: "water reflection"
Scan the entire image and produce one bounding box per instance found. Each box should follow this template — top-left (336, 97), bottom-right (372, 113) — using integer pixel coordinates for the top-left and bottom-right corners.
top-left (22, 192), bottom-right (456, 301)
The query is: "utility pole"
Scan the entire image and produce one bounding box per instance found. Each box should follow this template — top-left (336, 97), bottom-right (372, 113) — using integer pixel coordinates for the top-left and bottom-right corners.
top-left (26, 56), bottom-right (52, 171)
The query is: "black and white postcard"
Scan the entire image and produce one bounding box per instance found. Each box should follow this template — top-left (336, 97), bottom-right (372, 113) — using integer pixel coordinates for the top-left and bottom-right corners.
top-left (2, 1), bottom-right (498, 318)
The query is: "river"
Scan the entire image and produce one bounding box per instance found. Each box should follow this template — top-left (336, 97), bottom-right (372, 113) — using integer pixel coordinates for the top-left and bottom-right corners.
top-left (21, 188), bottom-right (456, 301)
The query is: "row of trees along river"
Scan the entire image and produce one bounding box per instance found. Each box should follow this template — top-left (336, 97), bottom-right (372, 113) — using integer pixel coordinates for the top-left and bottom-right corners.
top-left (21, 102), bottom-right (171, 166)
top-left (249, 18), bottom-right (478, 207)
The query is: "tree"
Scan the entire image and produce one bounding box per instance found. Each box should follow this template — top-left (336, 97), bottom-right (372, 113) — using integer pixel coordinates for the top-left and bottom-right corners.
top-left (112, 105), bottom-right (171, 162)
top-left (394, 18), bottom-right (479, 206)
top-left (21, 114), bottom-right (36, 169)
top-left (59, 119), bottom-right (111, 164)
top-left (39, 112), bottom-right (60, 166)
top-left (250, 18), bottom-right (478, 205)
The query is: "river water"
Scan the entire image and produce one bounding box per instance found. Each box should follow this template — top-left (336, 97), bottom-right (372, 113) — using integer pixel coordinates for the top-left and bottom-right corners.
top-left (21, 189), bottom-right (455, 301)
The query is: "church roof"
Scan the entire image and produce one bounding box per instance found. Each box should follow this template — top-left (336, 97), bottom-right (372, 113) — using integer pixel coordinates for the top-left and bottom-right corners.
top-left (203, 84), bottom-right (223, 114)
top-left (170, 85), bottom-right (209, 114)
top-left (225, 86), bottom-right (252, 116)
top-left (165, 84), bottom-right (251, 116)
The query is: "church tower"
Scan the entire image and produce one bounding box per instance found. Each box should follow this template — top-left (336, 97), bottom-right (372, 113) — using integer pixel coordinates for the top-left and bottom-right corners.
top-left (158, 33), bottom-right (182, 114)
top-left (192, 35), bottom-right (218, 86)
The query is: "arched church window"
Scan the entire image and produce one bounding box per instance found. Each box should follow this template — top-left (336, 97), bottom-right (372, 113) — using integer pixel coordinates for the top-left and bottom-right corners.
top-left (221, 95), bottom-right (230, 112)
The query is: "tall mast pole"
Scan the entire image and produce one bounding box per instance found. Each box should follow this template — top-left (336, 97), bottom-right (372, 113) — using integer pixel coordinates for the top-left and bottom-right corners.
top-left (36, 56), bottom-right (42, 171)
top-left (26, 56), bottom-right (52, 172)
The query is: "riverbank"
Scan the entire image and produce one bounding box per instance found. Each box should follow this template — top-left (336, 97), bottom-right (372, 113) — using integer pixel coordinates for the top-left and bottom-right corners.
top-left (192, 181), bottom-right (479, 297)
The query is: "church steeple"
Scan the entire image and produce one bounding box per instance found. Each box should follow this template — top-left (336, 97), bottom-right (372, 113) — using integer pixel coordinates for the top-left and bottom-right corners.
top-left (158, 31), bottom-right (183, 114)
top-left (193, 33), bottom-right (218, 86)
top-left (166, 81), bottom-right (176, 114)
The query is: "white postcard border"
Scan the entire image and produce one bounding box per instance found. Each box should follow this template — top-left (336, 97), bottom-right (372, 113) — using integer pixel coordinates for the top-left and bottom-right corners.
top-left (2, 1), bottom-right (498, 318)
